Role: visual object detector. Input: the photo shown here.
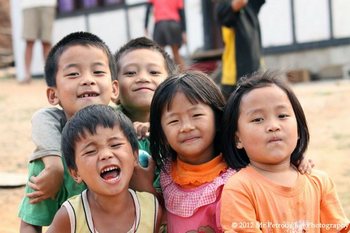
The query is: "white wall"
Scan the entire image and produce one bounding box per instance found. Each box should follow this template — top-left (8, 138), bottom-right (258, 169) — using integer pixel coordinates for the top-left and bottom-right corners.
top-left (11, 0), bottom-right (350, 81)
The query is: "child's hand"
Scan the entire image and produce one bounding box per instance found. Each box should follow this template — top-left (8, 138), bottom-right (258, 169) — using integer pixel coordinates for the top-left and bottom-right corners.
top-left (27, 156), bottom-right (64, 204)
top-left (298, 158), bottom-right (315, 174)
top-left (129, 155), bottom-right (156, 194)
top-left (133, 122), bottom-right (150, 139)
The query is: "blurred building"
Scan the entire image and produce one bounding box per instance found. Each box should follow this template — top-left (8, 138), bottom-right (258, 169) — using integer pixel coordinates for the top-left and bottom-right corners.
top-left (9, 0), bottom-right (350, 81)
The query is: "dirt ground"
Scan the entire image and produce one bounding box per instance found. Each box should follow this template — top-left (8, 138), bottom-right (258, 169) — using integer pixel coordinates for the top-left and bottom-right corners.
top-left (0, 77), bottom-right (349, 232)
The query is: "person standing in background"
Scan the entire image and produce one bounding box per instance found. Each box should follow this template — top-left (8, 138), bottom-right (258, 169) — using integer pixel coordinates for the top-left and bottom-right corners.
top-left (144, 0), bottom-right (187, 70)
top-left (21, 0), bottom-right (57, 84)
top-left (216, 0), bottom-right (265, 99)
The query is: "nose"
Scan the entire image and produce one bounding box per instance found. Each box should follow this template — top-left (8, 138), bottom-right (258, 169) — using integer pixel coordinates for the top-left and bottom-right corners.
top-left (180, 118), bottom-right (195, 133)
top-left (81, 73), bottom-right (96, 86)
top-left (100, 149), bottom-right (114, 161)
top-left (136, 71), bottom-right (151, 83)
top-left (267, 119), bottom-right (280, 132)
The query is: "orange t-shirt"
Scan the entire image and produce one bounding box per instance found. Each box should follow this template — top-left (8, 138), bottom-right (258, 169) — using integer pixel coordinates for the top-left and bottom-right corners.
top-left (220, 166), bottom-right (350, 233)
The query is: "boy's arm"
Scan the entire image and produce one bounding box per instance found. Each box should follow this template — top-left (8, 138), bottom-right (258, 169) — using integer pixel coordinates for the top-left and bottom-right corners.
top-left (129, 156), bottom-right (156, 194)
top-left (46, 206), bottom-right (71, 233)
top-left (19, 220), bottom-right (42, 233)
top-left (27, 108), bottom-right (65, 203)
top-left (27, 155), bottom-right (63, 204)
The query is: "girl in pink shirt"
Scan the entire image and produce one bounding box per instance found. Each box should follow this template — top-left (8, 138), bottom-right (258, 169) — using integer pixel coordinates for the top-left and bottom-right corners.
top-left (149, 70), bottom-right (235, 232)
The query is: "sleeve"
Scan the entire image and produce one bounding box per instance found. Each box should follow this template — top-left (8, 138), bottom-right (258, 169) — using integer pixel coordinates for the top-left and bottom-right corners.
top-left (220, 178), bottom-right (262, 233)
top-left (144, 2), bottom-right (152, 30)
top-left (318, 172), bottom-right (350, 232)
top-left (178, 8), bottom-right (186, 32)
top-left (249, 0), bottom-right (265, 15)
top-left (216, 1), bottom-right (241, 27)
top-left (29, 108), bottom-right (66, 161)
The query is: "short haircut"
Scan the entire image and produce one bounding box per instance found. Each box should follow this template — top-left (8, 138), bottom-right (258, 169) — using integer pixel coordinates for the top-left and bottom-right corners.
top-left (62, 104), bottom-right (139, 171)
top-left (149, 70), bottom-right (225, 169)
top-left (114, 37), bottom-right (177, 78)
top-left (222, 70), bottom-right (309, 170)
top-left (45, 31), bottom-right (117, 87)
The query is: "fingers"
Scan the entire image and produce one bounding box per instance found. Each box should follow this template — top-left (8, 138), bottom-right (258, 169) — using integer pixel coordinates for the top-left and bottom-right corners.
top-left (27, 190), bottom-right (45, 204)
top-left (133, 122), bottom-right (150, 139)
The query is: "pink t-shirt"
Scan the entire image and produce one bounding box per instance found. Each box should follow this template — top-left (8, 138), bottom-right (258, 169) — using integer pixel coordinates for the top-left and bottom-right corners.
top-left (149, 0), bottom-right (183, 22)
top-left (161, 161), bottom-right (236, 233)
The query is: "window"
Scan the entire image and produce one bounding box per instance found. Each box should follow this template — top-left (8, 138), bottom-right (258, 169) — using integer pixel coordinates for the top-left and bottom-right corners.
top-left (58, 0), bottom-right (125, 14)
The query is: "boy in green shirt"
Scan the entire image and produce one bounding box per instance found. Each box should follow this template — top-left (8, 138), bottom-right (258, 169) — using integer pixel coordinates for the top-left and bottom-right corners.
top-left (18, 31), bottom-right (119, 233)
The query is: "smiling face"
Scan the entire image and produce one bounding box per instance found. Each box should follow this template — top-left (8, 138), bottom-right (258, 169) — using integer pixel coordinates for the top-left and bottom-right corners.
top-left (70, 125), bottom-right (137, 196)
top-left (47, 45), bottom-right (118, 119)
top-left (117, 48), bottom-right (168, 121)
top-left (235, 84), bottom-right (298, 170)
top-left (161, 91), bottom-right (216, 165)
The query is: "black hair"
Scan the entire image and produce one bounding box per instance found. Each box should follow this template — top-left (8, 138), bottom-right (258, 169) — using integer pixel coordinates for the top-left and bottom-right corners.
top-left (62, 104), bottom-right (139, 171)
top-left (45, 31), bottom-right (117, 87)
top-left (114, 37), bottom-right (177, 78)
top-left (149, 70), bottom-right (226, 169)
top-left (222, 70), bottom-right (309, 170)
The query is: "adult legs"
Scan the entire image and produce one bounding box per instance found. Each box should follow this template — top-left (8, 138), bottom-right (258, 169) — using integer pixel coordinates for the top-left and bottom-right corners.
top-left (42, 41), bottom-right (51, 60)
top-left (23, 40), bottom-right (35, 83)
top-left (170, 44), bottom-right (185, 71)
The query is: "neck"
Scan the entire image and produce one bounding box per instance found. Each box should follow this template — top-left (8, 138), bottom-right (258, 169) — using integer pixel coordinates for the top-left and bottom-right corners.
top-left (125, 108), bottom-right (149, 123)
top-left (87, 189), bottom-right (133, 214)
top-left (250, 162), bottom-right (298, 187)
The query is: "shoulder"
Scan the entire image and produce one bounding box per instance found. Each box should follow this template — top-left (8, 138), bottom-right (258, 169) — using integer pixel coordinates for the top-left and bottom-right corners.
top-left (32, 107), bottom-right (65, 122)
top-left (46, 205), bottom-right (71, 233)
top-left (224, 166), bottom-right (254, 189)
top-left (133, 190), bottom-right (158, 205)
top-left (306, 169), bottom-right (335, 191)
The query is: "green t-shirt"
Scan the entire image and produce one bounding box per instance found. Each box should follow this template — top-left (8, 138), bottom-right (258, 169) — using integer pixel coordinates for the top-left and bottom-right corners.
top-left (18, 157), bottom-right (86, 226)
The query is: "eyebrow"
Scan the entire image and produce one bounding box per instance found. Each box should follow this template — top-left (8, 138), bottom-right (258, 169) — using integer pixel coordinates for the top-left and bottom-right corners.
top-left (245, 104), bottom-right (290, 116)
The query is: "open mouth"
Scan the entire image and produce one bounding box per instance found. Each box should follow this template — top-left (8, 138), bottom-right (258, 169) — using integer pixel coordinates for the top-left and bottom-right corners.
top-left (100, 166), bottom-right (121, 180)
top-left (78, 93), bottom-right (99, 98)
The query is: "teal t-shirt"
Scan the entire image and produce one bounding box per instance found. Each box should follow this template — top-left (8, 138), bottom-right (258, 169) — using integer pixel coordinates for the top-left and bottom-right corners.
top-left (138, 138), bottom-right (161, 193)
top-left (18, 157), bottom-right (86, 226)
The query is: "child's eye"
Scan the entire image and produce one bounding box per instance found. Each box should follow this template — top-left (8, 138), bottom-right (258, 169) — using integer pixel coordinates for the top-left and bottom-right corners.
top-left (111, 143), bottom-right (122, 148)
top-left (123, 71), bottom-right (136, 77)
top-left (193, 113), bottom-right (203, 118)
top-left (94, 70), bottom-right (106, 75)
top-left (65, 72), bottom-right (80, 78)
top-left (167, 120), bottom-right (178, 125)
top-left (150, 70), bottom-right (161, 75)
top-left (84, 150), bottom-right (96, 156)
top-left (279, 114), bottom-right (289, 119)
top-left (251, 118), bottom-right (263, 123)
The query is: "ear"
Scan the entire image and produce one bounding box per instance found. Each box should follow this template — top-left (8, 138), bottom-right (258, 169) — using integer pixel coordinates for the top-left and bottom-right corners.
top-left (133, 150), bottom-right (139, 167)
top-left (235, 133), bottom-right (243, 149)
top-left (46, 87), bottom-right (60, 105)
top-left (69, 168), bottom-right (83, 183)
top-left (110, 80), bottom-right (119, 103)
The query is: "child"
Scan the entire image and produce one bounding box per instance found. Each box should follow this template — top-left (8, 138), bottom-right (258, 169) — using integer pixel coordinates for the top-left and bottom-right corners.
top-left (47, 104), bottom-right (161, 233)
top-left (149, 70), bottom-right (236, 232)
top-left (114, 36), bottom-right (177, 195)
top-left (220, 71), bottom-right (350, 232)
top-left (18, 31), bottom-right (119, 233)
